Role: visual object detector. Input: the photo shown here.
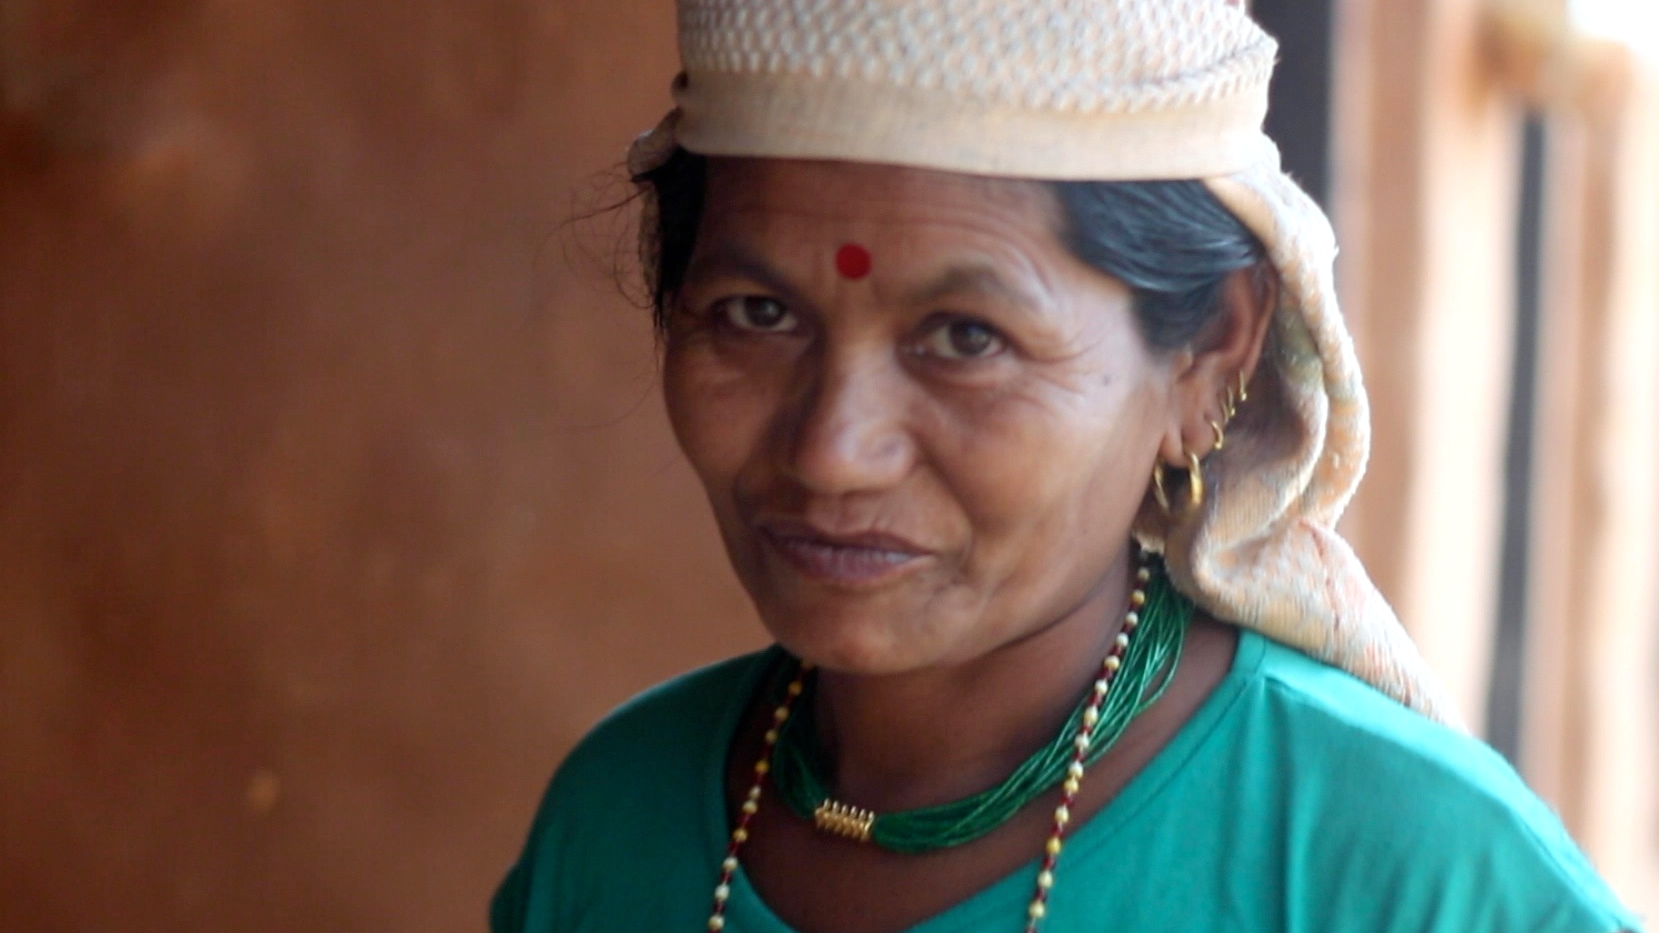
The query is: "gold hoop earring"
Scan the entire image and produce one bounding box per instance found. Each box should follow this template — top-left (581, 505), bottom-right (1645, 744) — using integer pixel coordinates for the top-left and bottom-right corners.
top-left (1209, 419), bottom-right (1225, 452)
top-left (1152, 462), bottom-right (1170, 514)
top-left (1186, 451), bottom-right (1205, 508)
top-left (1221, 388), bottom-right (1237, 422)
top-left (1237, 371), bottom-right (1250, 403)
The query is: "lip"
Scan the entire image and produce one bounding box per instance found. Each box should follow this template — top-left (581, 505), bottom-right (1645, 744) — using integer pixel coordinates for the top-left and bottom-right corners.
top-left (756, 519), bottom-right (931, 587)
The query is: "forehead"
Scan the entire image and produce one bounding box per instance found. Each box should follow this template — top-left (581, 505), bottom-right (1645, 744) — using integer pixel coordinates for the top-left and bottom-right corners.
top-left (700, 157), bottom-right (1063, 243)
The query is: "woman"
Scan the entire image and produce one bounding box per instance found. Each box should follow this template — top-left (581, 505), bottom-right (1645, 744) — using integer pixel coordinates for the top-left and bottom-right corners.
top-left (493, 1), bottom-right (1643, 930)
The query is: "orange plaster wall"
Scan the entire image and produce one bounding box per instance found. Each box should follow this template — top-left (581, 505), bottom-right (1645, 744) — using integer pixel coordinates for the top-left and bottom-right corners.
top-left (0, 3), bottom-right (763, 930)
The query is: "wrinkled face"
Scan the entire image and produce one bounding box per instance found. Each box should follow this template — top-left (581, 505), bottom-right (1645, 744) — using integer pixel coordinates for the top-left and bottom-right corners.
top-left (664, 159), bottom-right (1178, 675)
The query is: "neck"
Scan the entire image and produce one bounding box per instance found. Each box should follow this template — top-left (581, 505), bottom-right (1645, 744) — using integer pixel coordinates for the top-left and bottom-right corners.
top-left (810, 548), bottom-right (1135, 813)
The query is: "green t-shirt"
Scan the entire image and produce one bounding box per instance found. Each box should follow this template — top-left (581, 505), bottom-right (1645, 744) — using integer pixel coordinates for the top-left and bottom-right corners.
top-left (492, 632), bottom-right (1642, 932)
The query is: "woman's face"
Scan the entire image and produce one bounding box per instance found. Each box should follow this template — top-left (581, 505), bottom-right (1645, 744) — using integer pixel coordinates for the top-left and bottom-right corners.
top-left (664, 158), bottom-right (1180, 675)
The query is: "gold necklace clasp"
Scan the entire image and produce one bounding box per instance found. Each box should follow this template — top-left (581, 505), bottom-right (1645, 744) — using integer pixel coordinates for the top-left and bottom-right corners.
top-left (813, 799), bottom-right (876, 843)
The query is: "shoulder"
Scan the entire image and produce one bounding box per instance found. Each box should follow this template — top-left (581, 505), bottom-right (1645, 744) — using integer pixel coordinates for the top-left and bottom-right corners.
top-left (1244, 633), bottom-right (1519, 791)
top-left (549, 648), bottom-right (775, 808)
top-left (491, 650), bottom-right (777, 933)
top-left (1229, 634), bottom-right (1639, 932)
top-left (1243, 635), bottom-right (1550, 825)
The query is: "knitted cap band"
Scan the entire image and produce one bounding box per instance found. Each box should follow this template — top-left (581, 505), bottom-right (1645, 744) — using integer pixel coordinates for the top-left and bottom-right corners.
top-left (674, 71), bottom-right (1278, 179)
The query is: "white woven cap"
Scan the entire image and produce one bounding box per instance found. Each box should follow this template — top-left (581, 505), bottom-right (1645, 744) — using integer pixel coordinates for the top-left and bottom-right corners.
top-left (671, 0), bottom-right (1278, 179)
top-left (632, 0), bottom-right (1458, 724)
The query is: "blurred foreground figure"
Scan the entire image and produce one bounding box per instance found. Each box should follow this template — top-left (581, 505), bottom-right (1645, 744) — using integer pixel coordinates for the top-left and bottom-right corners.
top-left (493, 1), bottom-right (1641, 930)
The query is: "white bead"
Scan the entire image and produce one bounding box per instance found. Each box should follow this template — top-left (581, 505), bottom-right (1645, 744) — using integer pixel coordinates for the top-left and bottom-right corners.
top-left (1068, 761), bottom-right (1085, 779)
top-left (722, 856), bottom-right (738, 872)
top-left (1074, 734), bottom-right (1090, 751)
top-left (1082, 707), bottom-right (1099, 727)
top-left (715, 884), bottom-right (730, 900)
top-left (1055, 805), bottom-right (1071, 825)
top-left (1115, 633), bottom-right (1130, 649)
top-left (1038, 870), bottom-right (1055, 889)
top-left (709, 917), bottom-right (726, 931)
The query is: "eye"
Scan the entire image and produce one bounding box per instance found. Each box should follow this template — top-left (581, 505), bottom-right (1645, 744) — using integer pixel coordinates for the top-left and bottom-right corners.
top-left (712, 295), bottom-right (797, 334)
top-left (917, 318), bottom-right (1007, 361)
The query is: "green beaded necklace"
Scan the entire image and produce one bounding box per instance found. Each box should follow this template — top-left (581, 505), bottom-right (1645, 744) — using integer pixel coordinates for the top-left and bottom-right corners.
top-left (768, 556), bottom-right (1190, 854)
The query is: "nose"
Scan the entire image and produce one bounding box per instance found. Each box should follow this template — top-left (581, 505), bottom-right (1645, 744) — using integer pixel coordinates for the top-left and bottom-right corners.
top-left (776, 346), bottom-right (916, 496)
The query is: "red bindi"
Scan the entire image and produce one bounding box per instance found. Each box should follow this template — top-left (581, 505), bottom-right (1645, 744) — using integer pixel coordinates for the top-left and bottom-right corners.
top-left (835, 243), bottom-right (873, 280)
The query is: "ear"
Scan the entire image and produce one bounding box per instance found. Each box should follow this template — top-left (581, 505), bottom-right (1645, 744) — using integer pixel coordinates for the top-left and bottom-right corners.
top-left (1157, 264), bottom-right (1277, 467)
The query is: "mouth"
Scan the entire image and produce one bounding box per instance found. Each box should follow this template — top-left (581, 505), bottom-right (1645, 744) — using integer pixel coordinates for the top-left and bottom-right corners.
top-left (756, 520), bottom-right (930, 587)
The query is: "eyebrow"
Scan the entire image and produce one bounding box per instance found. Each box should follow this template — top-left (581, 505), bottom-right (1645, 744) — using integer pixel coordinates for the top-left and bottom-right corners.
top-left (683, 243), bottom-right (798, 297)
top-left (905, 263), bottom-right (1045, 312)
top-left (686, 244), bottom-right (1046, 314)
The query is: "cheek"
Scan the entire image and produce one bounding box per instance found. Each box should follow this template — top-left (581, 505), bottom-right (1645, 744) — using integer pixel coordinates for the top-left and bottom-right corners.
top-left (662, 343), bottom-right (778, 490)
top-left (937, 375), bottom-right (1163, 563)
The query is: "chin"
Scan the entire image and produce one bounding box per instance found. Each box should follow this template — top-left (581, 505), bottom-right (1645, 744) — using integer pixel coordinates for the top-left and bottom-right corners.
top-left (757, 603), bottom-right (948, 677)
